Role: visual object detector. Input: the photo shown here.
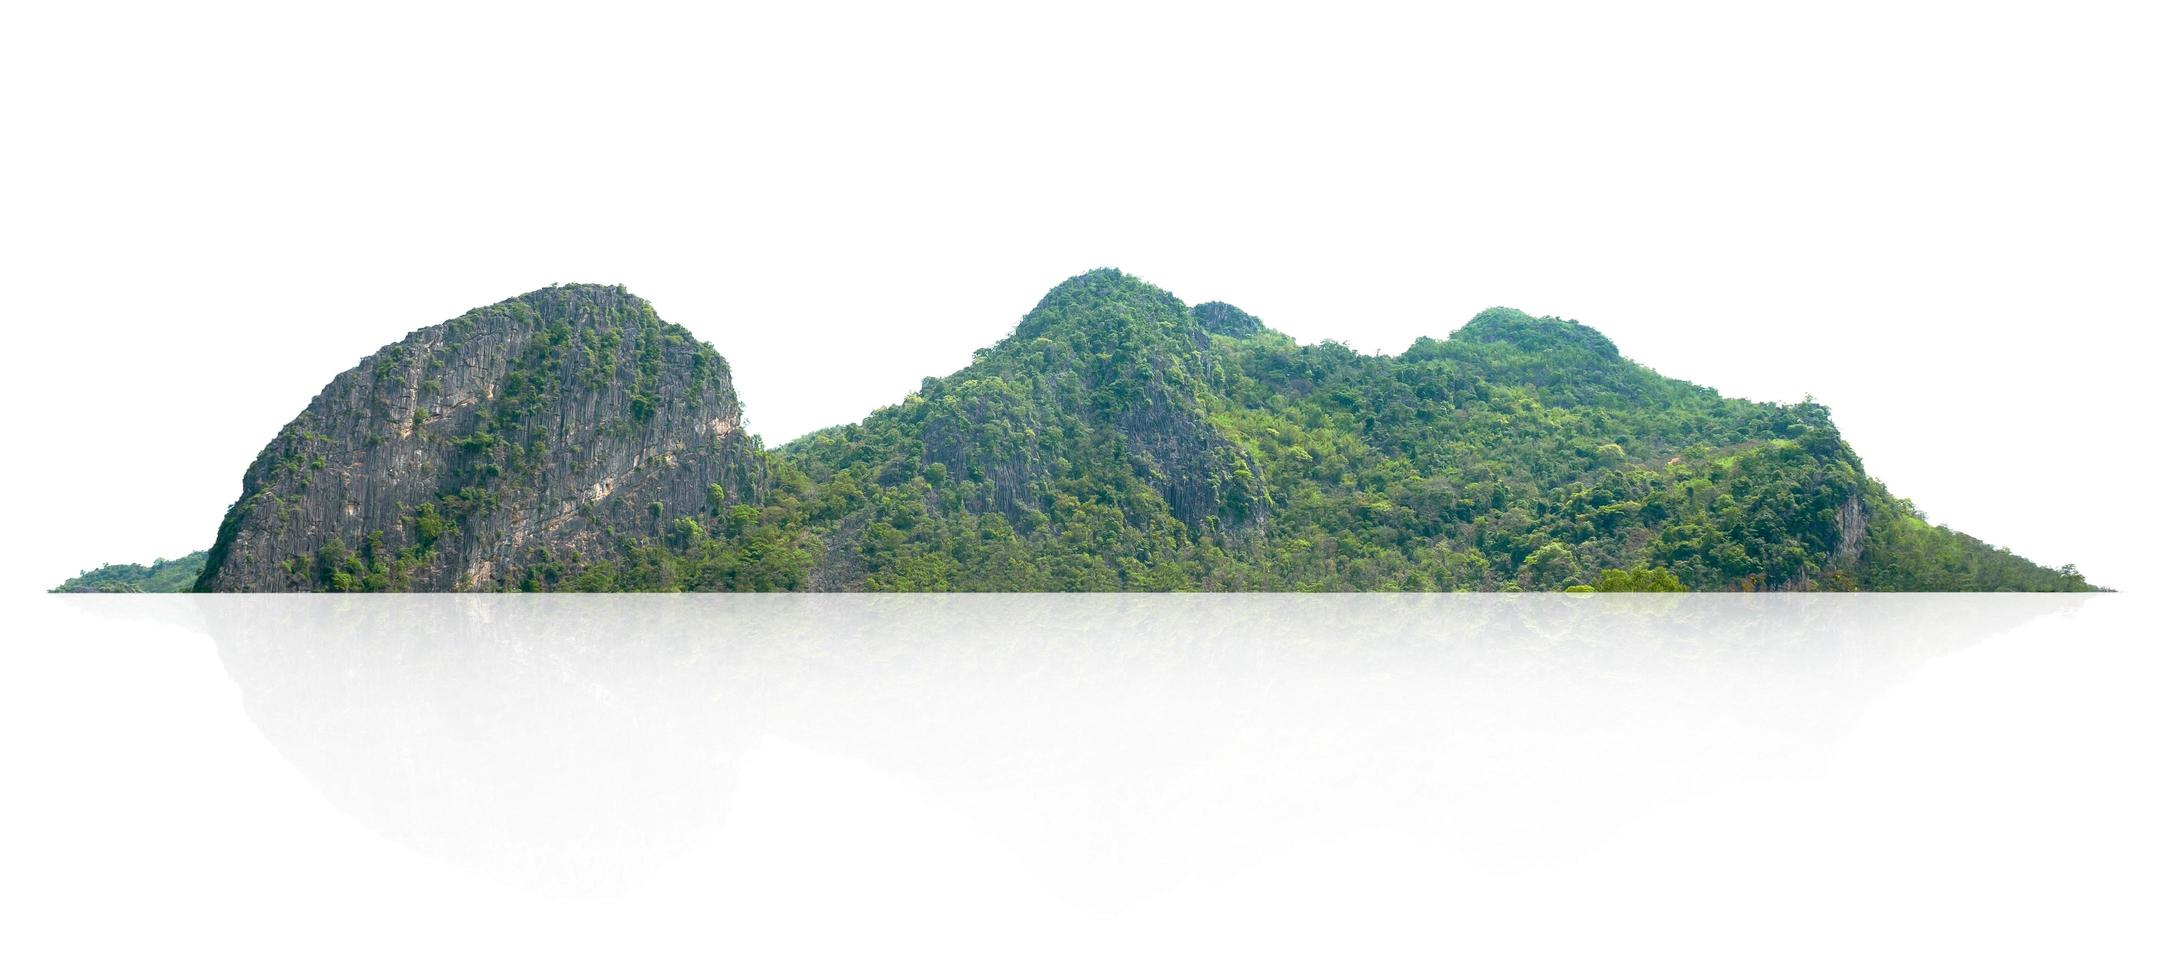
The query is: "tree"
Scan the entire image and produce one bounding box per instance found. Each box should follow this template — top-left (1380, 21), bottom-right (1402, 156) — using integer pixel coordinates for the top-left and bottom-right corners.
top-left (1591, 566), bottom-right (1688, 592)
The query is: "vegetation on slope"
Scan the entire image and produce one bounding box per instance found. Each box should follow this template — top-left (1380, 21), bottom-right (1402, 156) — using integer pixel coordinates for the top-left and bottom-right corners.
top-left (508, 270), bottom-right (2092, 593)
top-left (53, 552), bottom-right (209, 593)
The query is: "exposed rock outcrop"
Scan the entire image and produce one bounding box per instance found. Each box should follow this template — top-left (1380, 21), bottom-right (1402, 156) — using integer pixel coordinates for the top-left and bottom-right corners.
top-left (196, 285), bottom-right (764, 591)
top-left (1834, 494), bottom-right (1868, 566)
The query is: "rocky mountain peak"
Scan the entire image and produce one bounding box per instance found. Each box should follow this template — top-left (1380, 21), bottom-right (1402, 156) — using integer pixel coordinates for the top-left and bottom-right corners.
top-left (196, 287), bottom-right (764, 591)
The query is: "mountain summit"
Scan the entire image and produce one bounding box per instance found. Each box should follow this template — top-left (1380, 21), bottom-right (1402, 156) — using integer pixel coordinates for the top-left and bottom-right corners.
top-left (1450, 307), bottom-right (1621, 358)
top-left (164, 271), bottom-right (2090, 592)
top-left (196, 285), bottom-right (766, 591)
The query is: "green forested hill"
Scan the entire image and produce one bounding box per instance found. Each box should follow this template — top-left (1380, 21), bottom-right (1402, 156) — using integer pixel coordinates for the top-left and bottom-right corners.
top-left (53, 552), bottom-right (209, 593)
top-left (513, 270), bottom-right (2091, 592)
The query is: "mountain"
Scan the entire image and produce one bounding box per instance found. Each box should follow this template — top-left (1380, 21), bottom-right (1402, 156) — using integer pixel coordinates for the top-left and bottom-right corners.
top-left (83, 271), bottom-right (2090, 592)
top-left (780, 270), bottom-right (1269, 590)
top-left (194, 285), bottom-right (768, 591)
top-left (771, 270), bottom-right (2089, 592)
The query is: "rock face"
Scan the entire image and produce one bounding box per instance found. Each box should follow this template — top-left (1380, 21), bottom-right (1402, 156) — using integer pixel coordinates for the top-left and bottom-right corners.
top-left (197, 285), bottom-right (765, 591)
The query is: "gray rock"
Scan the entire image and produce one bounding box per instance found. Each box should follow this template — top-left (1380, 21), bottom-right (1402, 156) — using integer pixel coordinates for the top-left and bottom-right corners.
top-left (197, 285), bottom-right (764, 591)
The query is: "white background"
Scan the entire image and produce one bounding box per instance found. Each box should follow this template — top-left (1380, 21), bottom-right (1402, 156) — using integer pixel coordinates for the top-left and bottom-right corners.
top-left (3, 594), bottom-right (2158, 978)
top-left (3, 0), bottom-right (2161, 593)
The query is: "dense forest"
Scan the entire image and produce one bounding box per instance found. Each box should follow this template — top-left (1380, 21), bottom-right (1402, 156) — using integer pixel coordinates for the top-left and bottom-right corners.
top-left (497, 271), bottom-right (2092, 593)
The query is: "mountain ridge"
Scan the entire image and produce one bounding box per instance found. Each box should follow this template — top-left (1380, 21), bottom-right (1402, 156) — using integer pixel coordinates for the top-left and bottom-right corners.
top-left (59, 270), bottom-right (2096, 592)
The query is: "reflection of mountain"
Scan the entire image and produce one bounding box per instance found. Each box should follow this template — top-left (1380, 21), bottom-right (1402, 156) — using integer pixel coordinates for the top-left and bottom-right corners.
top-left (143, 595), bottom-right (2085, 904)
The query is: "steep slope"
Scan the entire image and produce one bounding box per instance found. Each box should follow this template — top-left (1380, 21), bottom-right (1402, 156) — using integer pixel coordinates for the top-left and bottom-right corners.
top-left (782, 270), bottom-right (1267, 589)
top-left (196, 285), bottom-right (766, 591)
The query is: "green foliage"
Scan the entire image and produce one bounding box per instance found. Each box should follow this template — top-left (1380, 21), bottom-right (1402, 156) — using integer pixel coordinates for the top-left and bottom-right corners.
top-left (301, 518), bottom-right (445, 593)
top-left (52, 551), bottom-right (208, 593)
top-left (741, 271), bottom-right (2090, 593)
top-left (1591, 566), bottom-right (1689, 592)
top-left (411, 502), bottom-right (455, 548)
top-left (516, 481), bottom-right (816, 593)
top-left (1853, 501), bottom-right (2093, 591)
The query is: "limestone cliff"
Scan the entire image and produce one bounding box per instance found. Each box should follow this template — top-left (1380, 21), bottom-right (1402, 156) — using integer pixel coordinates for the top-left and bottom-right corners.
top-left (196, 285), bottom-right (764, 591)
